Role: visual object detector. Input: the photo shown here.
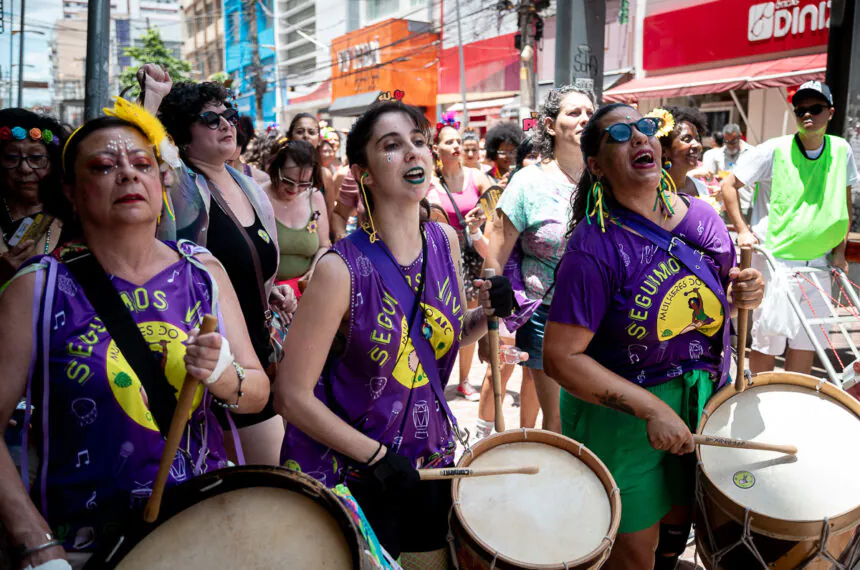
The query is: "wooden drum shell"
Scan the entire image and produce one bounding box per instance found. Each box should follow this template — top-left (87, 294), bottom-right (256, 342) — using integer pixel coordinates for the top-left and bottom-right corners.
top-left (695, 371), bottom-right (860, 569)
top-left (451, 430), bottom-right (621, 570)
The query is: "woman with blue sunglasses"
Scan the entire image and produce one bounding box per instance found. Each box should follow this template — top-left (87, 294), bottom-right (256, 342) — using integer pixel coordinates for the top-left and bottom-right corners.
top-left (543, 103), bottom-right (764, 570)
top-left (136, 64), bottom-right (292, 467)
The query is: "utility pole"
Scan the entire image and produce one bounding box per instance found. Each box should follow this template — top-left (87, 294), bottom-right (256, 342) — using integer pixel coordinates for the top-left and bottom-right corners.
top-left (243, 0), bottom-right (265, 126)
top-left (16, 0), bottom-right (25, 106)
top-left (517, 1), bottom-right (536, 125)
top-left (84, 0), bottom-right (111, 120)
top-left (8, 0), bottom-right (13, 106)
top-left (454, 0), bottom-right (468, 127)
top-left (555, 0), bottom-right (605, 102)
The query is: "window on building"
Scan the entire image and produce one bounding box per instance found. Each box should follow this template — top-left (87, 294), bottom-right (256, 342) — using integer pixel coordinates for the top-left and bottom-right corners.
top-left (185, 14), bottom-right (195, 37)
top-left (203, 3), bottom-right (212, 28)
top-left (366, 0), bottom-right (398, 21)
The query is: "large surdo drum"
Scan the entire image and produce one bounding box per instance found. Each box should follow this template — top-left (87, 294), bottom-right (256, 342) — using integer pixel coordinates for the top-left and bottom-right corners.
top-left (696, 372), bottom-right (860, 569)
top-left (84, 466), bottom-right (380, 569)
top-left (451, 430), bottom-right (621, 569)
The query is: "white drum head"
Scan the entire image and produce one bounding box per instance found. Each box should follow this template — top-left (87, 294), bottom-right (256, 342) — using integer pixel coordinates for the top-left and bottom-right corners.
top-left (116, 487), bottom-right (353, 569)
top-left (700, 384), bottom-right (860, 521)
top-left (458, 442), bottom-right (611, 565)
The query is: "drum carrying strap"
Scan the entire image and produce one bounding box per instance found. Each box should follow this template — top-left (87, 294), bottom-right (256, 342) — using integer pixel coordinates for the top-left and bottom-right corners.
top-left (349, 226), bottom-right (461, 436)
top-left (616, 207), bottom-right (733, 388)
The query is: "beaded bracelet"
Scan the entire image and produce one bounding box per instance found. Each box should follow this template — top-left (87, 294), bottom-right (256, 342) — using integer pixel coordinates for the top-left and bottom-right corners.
top-left (214, 360), bottom-right (245, 409)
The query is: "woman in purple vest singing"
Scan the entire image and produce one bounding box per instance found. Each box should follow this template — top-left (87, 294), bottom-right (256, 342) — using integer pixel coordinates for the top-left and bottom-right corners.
top-left (275, 101), bottom-right (515, 568)
top-left (542, 103), bottom-right (764, 570)
top-left (0, 104), bottom-right (269, 570)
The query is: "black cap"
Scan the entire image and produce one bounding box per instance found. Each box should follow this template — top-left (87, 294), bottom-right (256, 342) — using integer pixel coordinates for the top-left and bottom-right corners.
top-left (793, 80), bottom-right (833, 106)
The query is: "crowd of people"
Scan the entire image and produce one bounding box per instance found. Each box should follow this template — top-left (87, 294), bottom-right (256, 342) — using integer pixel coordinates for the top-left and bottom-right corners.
top-left (1, 60), bottom-right (856, 570)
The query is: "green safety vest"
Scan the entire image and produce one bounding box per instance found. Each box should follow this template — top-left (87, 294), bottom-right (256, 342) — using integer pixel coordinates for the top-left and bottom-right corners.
top-left (766, 134), bottom-right (849, 260)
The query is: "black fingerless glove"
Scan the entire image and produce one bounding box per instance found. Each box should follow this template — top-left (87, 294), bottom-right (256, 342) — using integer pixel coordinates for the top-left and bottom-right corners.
top-left (487, 275), bottom-right (518, 318)
top-left (368, 452), bottom-right (420, 493)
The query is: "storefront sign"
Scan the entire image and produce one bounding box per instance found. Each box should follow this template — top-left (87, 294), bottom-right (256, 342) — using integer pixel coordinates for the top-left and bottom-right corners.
top-left (330, 19), bottom-right (439, 117)
top-left (644, 0), bottom-right (829, 71)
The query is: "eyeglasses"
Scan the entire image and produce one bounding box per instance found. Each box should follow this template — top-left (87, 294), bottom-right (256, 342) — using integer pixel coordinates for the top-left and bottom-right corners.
top-left (602, 117), bottom-right (662, 143)
top-left (278, 170), bottom-right (313, 190)
top-left (198, 108), bottom-right (240, 130)
top-left (495, 150), bottom-right (510, 157)
top-left (793, 103), bottom-right (828, 118)
top-left (724, 136), bottom-right (741, 145)
top-left (0, 154), bottom-right (49, 169)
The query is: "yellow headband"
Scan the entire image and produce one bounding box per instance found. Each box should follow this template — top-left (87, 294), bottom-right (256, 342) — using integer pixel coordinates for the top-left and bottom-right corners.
top-left (62, 97), bottom-right (180, 169)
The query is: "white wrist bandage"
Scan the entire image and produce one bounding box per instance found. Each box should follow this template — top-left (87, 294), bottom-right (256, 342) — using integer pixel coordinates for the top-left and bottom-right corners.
top-left (25, 561), bottom-right (73, 570)
top-left (204, 335), bottom-right (233, 386)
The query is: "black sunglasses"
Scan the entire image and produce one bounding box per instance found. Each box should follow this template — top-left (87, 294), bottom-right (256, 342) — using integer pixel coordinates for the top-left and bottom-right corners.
top-left (602, 117), bottom-right (662, 143)
top-left (793, 103), bottom-right (829, 118)
top-left (198, 108), bottom-right (240, 129)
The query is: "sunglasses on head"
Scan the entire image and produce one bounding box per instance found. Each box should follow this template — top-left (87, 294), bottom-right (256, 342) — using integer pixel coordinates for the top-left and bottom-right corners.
top-left (602, 117), bottom-right (662, 143)
top-left (793, 103), bottom-right (828, 118)
top-left (198, 108), bottom-right (239, 129)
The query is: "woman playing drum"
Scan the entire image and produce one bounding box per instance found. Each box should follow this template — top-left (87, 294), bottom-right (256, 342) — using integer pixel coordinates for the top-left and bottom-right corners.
top-left (542, 103), bottom-right (764, 570)
top-left (0, 107), bottom-right (269, 570)
top-left (274, 101), bottom-right (514, 569)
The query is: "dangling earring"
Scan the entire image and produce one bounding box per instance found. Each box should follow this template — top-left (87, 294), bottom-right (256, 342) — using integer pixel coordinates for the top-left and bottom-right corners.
top-left (586, 176), bottom-right (608, 232)
top-left (359, 173), bottom-right (380, 243)
top-left (653, 168), bottom-right (677, 219)
top-left (159, 186), bottom-right (174, 225)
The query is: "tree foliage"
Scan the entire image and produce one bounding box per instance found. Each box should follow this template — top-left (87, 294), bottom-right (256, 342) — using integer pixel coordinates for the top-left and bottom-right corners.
top-left (118, 28), bottom-right (193, 98)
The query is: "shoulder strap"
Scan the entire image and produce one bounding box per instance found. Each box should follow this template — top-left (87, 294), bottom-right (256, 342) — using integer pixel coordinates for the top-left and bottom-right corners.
top-left (348, 227), bottom-right (460, 431)
top-left (64, 252), bottom-right (176, 438)
top-left (438, 178), bottom-right (468, 227)
top-left (207, 178), bottom-right (270, 321)
top-left (616, 208), bottom-right (732, 388)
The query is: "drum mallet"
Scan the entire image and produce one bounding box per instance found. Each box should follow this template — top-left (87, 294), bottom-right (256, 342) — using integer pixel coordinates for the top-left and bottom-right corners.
top-left (419, 465), bottom-right (539, 480)
top-left (735, 247), bottom-right (754, 393)
top-left (694, 434), bottom-right (797, 455)
top-left (144, 314), bottom-right (218, 523)
top-left (483, 268), bottom-right (505, 433)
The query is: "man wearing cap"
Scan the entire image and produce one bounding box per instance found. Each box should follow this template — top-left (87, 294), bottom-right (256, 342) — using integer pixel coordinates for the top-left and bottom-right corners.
top-left (722, 80), bottom-right (860, 375)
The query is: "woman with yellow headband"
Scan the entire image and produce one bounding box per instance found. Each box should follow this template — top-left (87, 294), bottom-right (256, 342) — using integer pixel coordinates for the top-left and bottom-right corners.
top-left (137, 63), bottom-right (294, 467)
top-left (0, 112), bottom-right (269, 569)
top-left (542, 102), bottom-right (764, 570)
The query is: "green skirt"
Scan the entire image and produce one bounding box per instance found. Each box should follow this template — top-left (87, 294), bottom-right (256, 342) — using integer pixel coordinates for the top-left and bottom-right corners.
top-left (560, 370), bottom-right (714, 534)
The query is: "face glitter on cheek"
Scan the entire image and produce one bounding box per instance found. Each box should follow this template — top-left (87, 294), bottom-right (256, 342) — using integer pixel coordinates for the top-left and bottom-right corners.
top-left (386, 153), bottom-right (392, 163)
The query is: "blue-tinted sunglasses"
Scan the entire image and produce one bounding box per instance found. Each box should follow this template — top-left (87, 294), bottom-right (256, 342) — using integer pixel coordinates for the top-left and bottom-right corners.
top-left (602, 117), bottom-right (662, 143)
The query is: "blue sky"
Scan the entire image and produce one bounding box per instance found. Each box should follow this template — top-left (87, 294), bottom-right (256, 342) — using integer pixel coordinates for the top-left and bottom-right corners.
top-left (0, 0), bottom-right (63, 108)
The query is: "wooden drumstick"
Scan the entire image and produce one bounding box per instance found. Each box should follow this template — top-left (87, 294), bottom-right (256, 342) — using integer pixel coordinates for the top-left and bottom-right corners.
top-left (144, 315), bottom-right (218, 523)
top-left (419, 465), bottom-right (539, 480)
top-left (735, 247), bottom-right (753, 393)
top-left (694, 434), bottom-right (797, 455)
top-left (483, 268), bottom-right (505, 433)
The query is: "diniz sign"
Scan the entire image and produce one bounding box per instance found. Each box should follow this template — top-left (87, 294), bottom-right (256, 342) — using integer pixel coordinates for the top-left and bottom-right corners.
top-left (337, 40), bottom-right (381, 73)
top-left (748, 0), bottom-right (831, 41)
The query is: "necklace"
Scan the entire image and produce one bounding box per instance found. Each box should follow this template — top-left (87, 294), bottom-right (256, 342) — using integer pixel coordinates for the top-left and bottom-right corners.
top-left (2, 197), bottom-right (13, 222)
top-left (555, 159), bottom-right (581, 184)
top-left (43, 225), bottom-right (52, 254)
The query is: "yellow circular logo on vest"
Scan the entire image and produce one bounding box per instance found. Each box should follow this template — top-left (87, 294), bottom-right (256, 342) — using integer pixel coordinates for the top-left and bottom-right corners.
top-left (391, 304), bottom-right (455, 390)
top-left (257, 228), bottom-right (271, 244)
top-left (106, 321), bottom-right (203, 431)
top-left (656, 276), bottom-right (723, 340)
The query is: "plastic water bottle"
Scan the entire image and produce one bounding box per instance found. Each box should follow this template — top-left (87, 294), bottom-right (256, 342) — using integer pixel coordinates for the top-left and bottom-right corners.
top-left (499, 344), bottom-right (527, 365)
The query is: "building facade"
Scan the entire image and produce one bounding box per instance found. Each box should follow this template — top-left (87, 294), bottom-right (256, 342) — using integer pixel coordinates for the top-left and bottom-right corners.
top-left (604, 0), bottom-right (829, 144)
top-left (180, 0), bottom-right (226, 80)
top-left (52, 0), bottom-right (182, 124)
top-left (224, 0), bottom-right (278, 126)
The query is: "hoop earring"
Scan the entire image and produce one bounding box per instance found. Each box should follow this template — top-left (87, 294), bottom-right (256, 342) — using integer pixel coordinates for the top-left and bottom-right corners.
top-left (653, 168), bottom-right (677, 218)
top-left (358, 173), bottom-right (380, 243)
top-left (586, 176), bottom-right (608, 232)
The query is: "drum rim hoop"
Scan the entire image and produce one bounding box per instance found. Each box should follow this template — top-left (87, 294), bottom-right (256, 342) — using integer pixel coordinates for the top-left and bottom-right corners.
top-left (451, 429), bottom-right (622, 569)
top-left (696, 371), bottom-right (860, 540)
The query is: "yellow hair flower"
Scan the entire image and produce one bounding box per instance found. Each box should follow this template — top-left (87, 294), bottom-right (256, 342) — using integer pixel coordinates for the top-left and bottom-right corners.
top-left (647, 108), bottom-right (675, 138)
top-left (103, 97), bottom-right (181, 167)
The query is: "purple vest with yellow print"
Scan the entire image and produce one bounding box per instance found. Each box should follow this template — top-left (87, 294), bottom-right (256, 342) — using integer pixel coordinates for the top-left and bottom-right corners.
top-left (280, 222), bottom-right (463, 486)
top-left (19, 240), bottom-right (229, 553)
